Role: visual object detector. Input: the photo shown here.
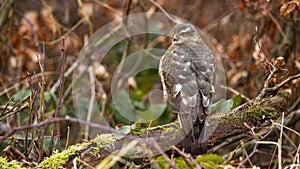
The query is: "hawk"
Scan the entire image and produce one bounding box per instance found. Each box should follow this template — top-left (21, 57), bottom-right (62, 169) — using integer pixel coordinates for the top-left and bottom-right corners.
top-left (159, 23), bottom-right (215, 155)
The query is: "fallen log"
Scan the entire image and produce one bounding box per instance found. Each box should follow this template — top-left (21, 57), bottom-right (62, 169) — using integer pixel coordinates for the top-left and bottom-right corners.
top-left (36, 91), bottom-right (288, 168)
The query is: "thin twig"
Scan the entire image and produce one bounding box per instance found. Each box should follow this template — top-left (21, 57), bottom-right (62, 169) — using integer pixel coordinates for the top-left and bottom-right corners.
top-left (277, 112), bottom-right (284, 169)
top-left (208, 134), bottom-right (247, 153)
top-left (49, 37), bottom-right (66, 155)
top-left (65, 126), bottom-right (70, 150)
top-left (77, 0), bottom-right (93, 35)
top-left (91, 0), bottom-right (122, 16)
top-left (85, 66), bottom-right (96, 139)
top-left (55, 37), bottom-right (66, 118)
top-left (152, 141), bottom-right (177, 169)
top-left (0, 95), bottom-right (14, 115)
top-left (48, 18), bottom-right (84, 45)
top-left (50, 62), bottom-right (78, 94)
top-left (0, 71), bottom-right (58, 97)
top-left (256, 141), bottom-right (281, 167)
top-left (240, 141), bottom-right (253, 167)
top-left (0, 102), bottom-right (29, 121)
top-left (172, 146), bottom-right (202, 169)
top-left (37, 48), bottom-right (46, 162)
top-left (238, 123), bottom-right (272, 168)
top-left (25, 78), bottom-right (38, 155)
top-left (288, 96), bottom-right (300, 112)
top-left (148, 0), bottom-right (176, 23)
top-left (255, 59), bottom-right (300, 101)
top-left (266, 11), bottom-right (287, 42)
top-left (220, 84), bottom-right (250, 101)
top-left (0, 0), bottom-right (14, 32)
top-left (268, 73), bottom-right (300, 91)
top-left (0, 115), bottom-right (177, 169)
top-left (0, 79), bottom-right (11, 99)
top-left (273, 122), bottom-right (300, 137)
top-left (14, 9), bottom-right (42, 56)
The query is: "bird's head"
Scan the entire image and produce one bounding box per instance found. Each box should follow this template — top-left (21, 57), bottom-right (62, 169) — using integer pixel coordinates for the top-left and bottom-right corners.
top-left (171, 24), bottom-right (200, 44)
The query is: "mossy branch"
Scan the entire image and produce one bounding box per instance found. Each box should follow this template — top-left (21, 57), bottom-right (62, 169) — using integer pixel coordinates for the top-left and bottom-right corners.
top-left (36, 91), bottom-right (288, 168)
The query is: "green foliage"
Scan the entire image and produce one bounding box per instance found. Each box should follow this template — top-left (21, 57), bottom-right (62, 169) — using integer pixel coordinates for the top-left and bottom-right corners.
top-left (0, 157), bottom-right (27, 169)
top-left (44, 91), bottom-right (65, 115)
top-left (231, 94), bottom-right (242, 109)
top-left (174, 157), bottom-right (190, 168)
top-left (13, 88), bottom-right (31, 102)
top-left (92, 133), bottom-right (116, 148)
top-left (104, 39), bottom-right (173, 126)
top-left (278, 90), bottom-right (289, 98)
top-left (111, 89), bottom-right (170, 126)
top-left (0, 140), bottom-right (10, 156)
top-left (155, 156), bottom-right (168, 169)
top-left (155, 154), bottom-right (224, 169)
top-left (211, 94), bottom-right (242, 113)
top-left (37, 149), bottom-right (76, 169)
top-left (195, 154), bottom-right (224, 169)
top-left (115, 125), bottom-right (133, 139)
top-left (150, 105), bottom-right (174, 126)
top-left (36, 143), bottom-right (85, 169)
top-left (1, 87), bottom-right (65, 158)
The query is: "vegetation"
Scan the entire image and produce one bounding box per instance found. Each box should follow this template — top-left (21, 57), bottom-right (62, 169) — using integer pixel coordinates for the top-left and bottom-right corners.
top-left (0, 0), bottom-right (299, 168)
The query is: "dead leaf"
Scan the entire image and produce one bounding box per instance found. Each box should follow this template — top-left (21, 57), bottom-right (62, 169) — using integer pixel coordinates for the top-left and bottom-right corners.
top-left (41, 6), bottom-right (58, 34)
top-left (274, 56), bottom-right (285, 68)
top-left (93, 62), bottom-right (109, 80)
top-left (280, 0), bottom-right (300, 16)
top-left (64, 34), bottom-right (82, 51)
top-left (19, 11), bottom-right (40, 37)
top-left (78, 2), bottom-right (94, 22)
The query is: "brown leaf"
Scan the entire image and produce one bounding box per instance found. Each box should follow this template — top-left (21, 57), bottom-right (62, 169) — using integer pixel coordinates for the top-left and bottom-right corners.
top-left (280, 0), bottom-right (300, 17)
top-left (64, 34), bottom-right (82, 51)
top-left (18, 11), bottom-right (40, 37)
top-left (295, 59), bottom-right (300, 71)
top-left (93, 62), bottom-right (109, 80)
top-left (78, 2), bottom-right (94, 22)
top-left (41, 6), bottom-right (58, 34)
top-left (274, 56), bottom-right (285, 68)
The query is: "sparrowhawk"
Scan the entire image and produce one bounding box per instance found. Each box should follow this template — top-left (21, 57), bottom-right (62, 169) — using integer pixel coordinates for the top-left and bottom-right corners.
top-left (159, 23), bottom-right (215, 155)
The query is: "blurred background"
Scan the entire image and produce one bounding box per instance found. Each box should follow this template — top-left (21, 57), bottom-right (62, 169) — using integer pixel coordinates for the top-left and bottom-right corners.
top-left (0, 0), bottom-right (299, 167)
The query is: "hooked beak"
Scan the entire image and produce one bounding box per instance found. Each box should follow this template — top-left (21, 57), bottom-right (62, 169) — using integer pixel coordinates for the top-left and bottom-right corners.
top-left (173, 34), bottom-right (179, 42)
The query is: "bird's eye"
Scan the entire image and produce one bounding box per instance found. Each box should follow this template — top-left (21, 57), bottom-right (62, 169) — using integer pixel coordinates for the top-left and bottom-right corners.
top-left (173, 36), bottom-right (178, 41)
top-left (181, 32), bottom-right (187, 36)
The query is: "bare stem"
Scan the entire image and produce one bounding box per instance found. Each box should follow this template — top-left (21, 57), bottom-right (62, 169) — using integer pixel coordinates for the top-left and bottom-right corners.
top-left (49, 37), bottom-right (66, 156)
top-left (172, 146), bottom-right (202, 169)
top-left (255, 60), bottom-right (300, 101)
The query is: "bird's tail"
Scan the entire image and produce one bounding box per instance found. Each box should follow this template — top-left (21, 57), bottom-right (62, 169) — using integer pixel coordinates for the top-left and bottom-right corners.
top-left (181, 117), bottom-right (207, 156)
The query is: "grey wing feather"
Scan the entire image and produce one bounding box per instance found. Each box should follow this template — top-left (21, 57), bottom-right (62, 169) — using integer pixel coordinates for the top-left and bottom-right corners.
top-left (159, 40), bottom-right (215, 155)
top-left (188, 41), bottom-right (216, 114)
top-left (159, 44), bottom-right (203, 136)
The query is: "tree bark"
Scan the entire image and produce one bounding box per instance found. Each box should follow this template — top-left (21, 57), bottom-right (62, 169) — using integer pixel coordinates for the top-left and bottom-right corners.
top-left (38, 91), bottom-right (289, 168)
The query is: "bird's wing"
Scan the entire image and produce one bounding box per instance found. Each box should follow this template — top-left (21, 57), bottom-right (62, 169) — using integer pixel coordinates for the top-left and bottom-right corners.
top-left (188, 41), bottom-right (216, 115)
top-left (159, 44), bottom-right (202, 138)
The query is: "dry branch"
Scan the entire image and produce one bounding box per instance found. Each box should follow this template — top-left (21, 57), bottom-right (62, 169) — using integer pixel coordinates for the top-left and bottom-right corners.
top-left (34, 90), bottom-right (288, 168)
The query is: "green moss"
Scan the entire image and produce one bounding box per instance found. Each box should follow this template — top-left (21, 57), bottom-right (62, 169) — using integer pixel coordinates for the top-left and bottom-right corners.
top-left (221, 102), bottom-right (277, 127)
top-left (90, 146), bottom-right (101, 156)
top-left (221, 113), bottom-right (244, 126)
top-left (162, 124), bottom-right (177, 133)
top-left (278, 90), bottom-right (289, 98)
top-left (92, 133), bottom-right (116, 148)
top-left (36, 143), bottom-right (86, 169)
top-left (131, 127), bottom-right (147, 137)
top-left (161, 122), bottom-right (181, 138)
top-left (0, 157), bottom-right (28, 169)
top-left (126, 121), bottom-right (181, 145)
top-left (246, 104), bottom-right (276, 125)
